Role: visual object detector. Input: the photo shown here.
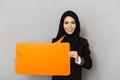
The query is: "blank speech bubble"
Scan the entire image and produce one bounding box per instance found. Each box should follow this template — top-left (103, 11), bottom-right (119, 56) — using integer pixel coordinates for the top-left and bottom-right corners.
top-left (16, 36), bottom-right (70, 76)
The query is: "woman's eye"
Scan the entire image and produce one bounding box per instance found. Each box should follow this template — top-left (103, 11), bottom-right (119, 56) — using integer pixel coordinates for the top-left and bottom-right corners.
top-left (71, 21), bottom-right (75, 24)
top-left (64, 22), bottom-right (68, 24)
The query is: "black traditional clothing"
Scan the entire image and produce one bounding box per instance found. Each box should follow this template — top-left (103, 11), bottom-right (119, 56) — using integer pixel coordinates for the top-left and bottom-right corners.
top-left (52, 10), bottom-right (92, 80)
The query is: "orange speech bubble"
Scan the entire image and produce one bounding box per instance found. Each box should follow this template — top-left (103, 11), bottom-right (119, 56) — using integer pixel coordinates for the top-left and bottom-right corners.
top-left (16, 36), bottom-right (70, 76)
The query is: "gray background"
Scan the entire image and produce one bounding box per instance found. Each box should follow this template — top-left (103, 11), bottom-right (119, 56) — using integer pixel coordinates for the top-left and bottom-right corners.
top-left (0, 0), bottom-right (120, 80)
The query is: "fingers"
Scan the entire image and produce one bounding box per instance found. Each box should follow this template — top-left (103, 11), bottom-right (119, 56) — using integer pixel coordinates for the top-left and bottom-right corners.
top-left (13, 54), bottom-right (16, 63)
top-left (69, 51), bottom-right (78, 59)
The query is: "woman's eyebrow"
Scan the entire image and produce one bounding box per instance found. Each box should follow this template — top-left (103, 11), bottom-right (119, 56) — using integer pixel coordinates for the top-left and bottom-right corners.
top-left (64, 21), bottom-right (69, 23)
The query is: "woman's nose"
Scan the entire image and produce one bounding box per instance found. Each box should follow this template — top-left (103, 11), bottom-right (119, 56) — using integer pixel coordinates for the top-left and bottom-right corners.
top-left (68, 23), bottom-right (72, 28)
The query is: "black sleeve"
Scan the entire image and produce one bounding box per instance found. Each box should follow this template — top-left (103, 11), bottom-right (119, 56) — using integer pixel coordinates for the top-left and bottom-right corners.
top-left (82, 39), bottom-right (92, 69)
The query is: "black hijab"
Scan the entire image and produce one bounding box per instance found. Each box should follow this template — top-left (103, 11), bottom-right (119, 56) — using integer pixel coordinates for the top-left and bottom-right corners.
top-left (54, 10), bottom-right (81, 51)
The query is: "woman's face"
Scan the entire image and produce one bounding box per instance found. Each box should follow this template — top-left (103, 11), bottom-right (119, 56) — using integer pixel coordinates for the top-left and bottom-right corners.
top-left (63, 16), bottom-right (76, 35)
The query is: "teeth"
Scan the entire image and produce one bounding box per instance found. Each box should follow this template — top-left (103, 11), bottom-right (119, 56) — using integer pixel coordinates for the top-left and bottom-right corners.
top-left (67, 29), bottom-right (73, 32)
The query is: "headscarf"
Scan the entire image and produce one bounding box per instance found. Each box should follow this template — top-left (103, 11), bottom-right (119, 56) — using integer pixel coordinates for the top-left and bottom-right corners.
top-left (54, 10), bottom-right (81, 50)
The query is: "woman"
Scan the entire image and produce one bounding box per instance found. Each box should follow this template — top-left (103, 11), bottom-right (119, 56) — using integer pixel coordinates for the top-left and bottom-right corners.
top-left (52, 10), bottom-right (92, 80)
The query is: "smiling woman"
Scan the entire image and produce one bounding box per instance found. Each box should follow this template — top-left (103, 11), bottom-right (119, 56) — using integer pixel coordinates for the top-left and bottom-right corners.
top-left (63, 16), bottom-right (76, 35)
top-left (52, 10), bottom-right (92, 80)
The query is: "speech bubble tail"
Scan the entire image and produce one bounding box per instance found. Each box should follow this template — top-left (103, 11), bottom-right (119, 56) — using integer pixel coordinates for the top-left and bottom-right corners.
top-left (55, 36), bottom-right (65, 43)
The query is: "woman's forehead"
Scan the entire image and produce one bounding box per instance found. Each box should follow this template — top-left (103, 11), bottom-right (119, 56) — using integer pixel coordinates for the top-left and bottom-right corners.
top-left (64, 16), bottom-right (75, 20)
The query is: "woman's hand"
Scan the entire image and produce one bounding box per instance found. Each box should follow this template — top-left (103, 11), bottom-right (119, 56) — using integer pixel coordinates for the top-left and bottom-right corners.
top-left (69, 51), bottom-right (79, 61)
top-left (13, 54), bottom-right (16, 63)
